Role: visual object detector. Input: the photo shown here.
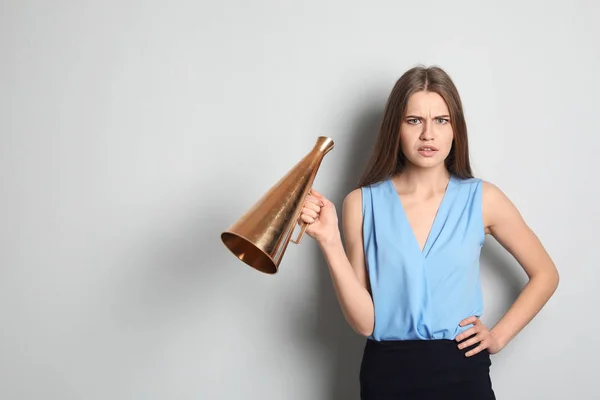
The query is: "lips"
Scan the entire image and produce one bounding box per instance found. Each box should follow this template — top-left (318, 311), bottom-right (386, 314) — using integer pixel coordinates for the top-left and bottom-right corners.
top-left (417, 146), bottom-right (439, 158)
top-left (418, 145), bottom-right (438, 151)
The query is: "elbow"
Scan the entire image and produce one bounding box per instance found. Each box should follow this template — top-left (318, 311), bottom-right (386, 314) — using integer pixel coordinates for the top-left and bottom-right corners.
top-left (551, 268), bottom-right (560, 292)
top-left (547, 263), bottom-right (560, 292)
top-left (357, 328), bottom-right (373, 337)
top-left (532, 264), bottom-right (560, 295)
top-left (354, 321), bottom-right (374, 337)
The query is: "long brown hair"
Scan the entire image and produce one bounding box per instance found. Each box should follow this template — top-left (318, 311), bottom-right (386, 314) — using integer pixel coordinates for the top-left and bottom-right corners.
top-left (356, 65), bottom-right (473, 189)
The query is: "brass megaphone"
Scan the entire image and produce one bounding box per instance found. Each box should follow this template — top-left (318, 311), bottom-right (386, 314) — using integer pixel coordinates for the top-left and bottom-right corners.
top-left (221, 136), bottom-right (334, 274)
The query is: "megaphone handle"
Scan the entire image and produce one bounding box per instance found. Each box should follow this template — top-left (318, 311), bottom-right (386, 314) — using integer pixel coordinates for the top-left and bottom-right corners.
top-left (291, 221), bottom-right (309, 244)
top-left (291, 189), bottom-right (314, 244)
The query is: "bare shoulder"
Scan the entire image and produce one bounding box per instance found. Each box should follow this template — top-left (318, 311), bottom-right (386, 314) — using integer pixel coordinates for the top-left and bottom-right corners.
top-left (481, 179), bottom-right (509, 204)
top-left (342, 187), bottom-right (363, 236)
top-left (342, 187), bottom-right (362, 213)
top-left (481, 180), bottom-right (524, 235)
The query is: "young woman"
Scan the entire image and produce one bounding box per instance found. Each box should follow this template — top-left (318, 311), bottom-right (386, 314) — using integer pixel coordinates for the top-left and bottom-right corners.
top-left (299, 66), bottom-right (559, 399)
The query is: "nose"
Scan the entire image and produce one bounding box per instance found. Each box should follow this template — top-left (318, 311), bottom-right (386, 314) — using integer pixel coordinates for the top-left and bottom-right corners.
top-left (420, 120), bottom-right (434, 141)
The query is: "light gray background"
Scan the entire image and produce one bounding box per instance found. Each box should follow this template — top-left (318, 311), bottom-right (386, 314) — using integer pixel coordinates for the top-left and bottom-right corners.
top-left (1, 1), bottom-right (598, 399)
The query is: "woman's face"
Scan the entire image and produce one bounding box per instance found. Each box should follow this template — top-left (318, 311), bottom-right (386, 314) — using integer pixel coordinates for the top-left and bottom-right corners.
top-left (399, 91), bottom-right (454, 170)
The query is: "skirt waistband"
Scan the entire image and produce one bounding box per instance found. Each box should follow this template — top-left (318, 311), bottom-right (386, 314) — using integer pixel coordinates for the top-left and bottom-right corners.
top-left (361, 336), bottom-right (491, 371)
top-left (360, 337), bottom-right (495, 399)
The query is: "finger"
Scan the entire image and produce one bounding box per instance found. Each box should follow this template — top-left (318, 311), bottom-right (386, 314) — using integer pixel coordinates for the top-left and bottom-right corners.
top-left (309, 189), bottom-right (327, 204)
top-left (300, 213), bottom-right (316, 224)
top-left (457, 334), bottom-right (483, 350)
top-left (306, 195), bottom-right (324, 207)
top-left (465, 342), bottom-right (488, 357)
top-left (302, 207), bottom-right (318, 220)
top-left (455, 327), bottom-right (478, 342)
top-left (303, 201), bottom-right (321, 213)
top-left (459, 316), bottom-right (480, 327)
top-left (309, 188), bottom-right (324, 198)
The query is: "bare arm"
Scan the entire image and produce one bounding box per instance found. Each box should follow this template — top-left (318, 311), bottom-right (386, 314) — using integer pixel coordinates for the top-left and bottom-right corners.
top-left (314, 188), bottom-right (375, 337)
top-left (483, 181), bottom-right (560, 348)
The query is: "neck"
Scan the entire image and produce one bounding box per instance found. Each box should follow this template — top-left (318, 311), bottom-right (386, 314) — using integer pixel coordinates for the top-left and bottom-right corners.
top-left (393, 164), bottom-right (451, 194)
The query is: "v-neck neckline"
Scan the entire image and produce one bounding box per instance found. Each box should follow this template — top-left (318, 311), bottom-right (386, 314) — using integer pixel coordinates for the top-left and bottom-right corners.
top-left (387, 175), bottom-right (455, 257)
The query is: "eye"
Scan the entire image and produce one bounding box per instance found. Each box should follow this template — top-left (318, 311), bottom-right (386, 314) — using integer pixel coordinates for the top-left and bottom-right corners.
top-left (406, 118), bottom-right (420, 125)
top-left (436, 117), bottom-right (450, 124)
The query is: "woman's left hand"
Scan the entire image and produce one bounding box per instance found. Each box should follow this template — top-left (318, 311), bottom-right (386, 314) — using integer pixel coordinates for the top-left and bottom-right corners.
top-left (455, 316), bottom-right (505, 357)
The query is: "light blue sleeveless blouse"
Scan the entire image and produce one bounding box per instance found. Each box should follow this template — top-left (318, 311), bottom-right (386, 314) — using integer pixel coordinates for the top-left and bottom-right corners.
top-left (361, 175), bottom-right (485, 341)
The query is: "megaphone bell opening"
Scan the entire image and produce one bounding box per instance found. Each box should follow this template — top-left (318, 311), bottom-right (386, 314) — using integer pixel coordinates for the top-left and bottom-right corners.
top-left (221, 232), bottom-right (278, 274)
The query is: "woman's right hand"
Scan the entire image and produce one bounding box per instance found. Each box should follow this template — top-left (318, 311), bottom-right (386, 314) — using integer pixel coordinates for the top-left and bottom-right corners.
top-left (298, 188), bottom-right (340, 246)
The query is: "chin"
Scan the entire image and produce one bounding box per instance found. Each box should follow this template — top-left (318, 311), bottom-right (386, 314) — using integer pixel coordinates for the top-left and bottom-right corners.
top-left (407, 156), bottom-right (446, 169)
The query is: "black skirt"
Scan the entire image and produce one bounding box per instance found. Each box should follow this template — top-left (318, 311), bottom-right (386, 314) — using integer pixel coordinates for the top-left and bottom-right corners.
top-left (359, 336), bottom-right (496, 399)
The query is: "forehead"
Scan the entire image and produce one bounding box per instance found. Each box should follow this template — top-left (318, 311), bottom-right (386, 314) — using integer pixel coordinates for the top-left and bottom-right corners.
top-left (405, 91), bottom-right (449, 115)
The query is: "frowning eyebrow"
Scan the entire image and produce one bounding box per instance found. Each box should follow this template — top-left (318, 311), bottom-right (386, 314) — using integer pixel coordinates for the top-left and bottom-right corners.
top-left (405, 114), bottom-right (450, 119)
